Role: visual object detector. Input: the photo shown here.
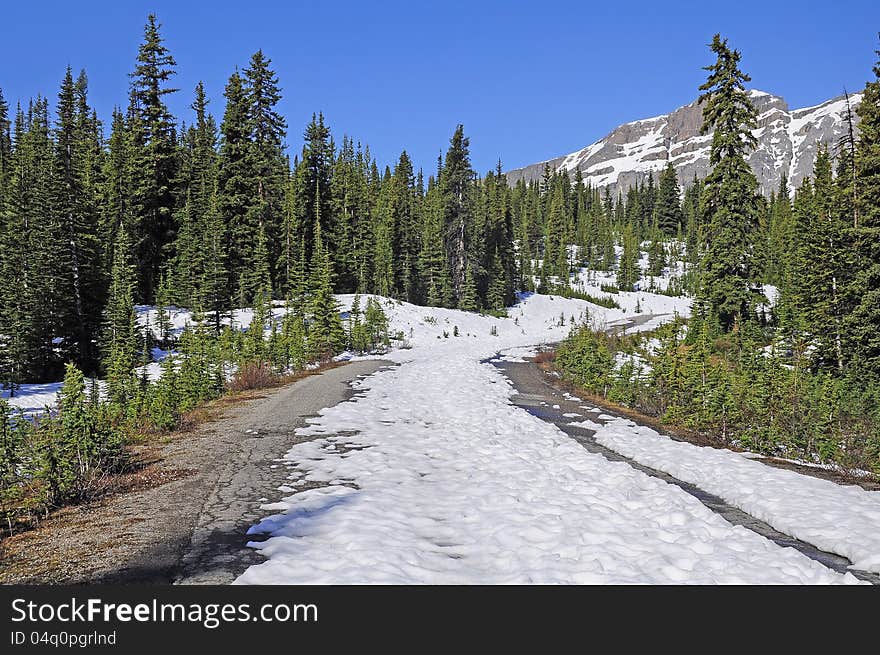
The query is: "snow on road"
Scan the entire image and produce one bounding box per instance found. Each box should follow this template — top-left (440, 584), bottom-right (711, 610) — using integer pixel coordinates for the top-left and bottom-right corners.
top-left (234, 294), bottom-right (863, 584)
top-left (593, 419), bottom-right (880, 574)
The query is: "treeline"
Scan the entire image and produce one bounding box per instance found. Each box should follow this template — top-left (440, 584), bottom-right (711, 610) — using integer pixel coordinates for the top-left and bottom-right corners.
top-left (0, 14), bottom-right (737, 391)
top-left (554, 34), bottom-right (880, 473)
top-left (0, 14), bottom-right (732, 392)
top-left (0, 14), bottom-right (520, 389)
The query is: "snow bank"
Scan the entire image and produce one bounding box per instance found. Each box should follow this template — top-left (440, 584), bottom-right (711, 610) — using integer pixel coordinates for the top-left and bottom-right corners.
top-left (592, 418), bottom-right (880, 574)
top-left (235, 350), bottom-right (855, 584)
top-left (234, 292), bottom-right (859, 584)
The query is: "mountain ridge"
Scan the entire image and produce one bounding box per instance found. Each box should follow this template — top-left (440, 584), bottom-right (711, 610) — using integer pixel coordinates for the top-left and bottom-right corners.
top-left (505, 90), bottom-right (862, 196)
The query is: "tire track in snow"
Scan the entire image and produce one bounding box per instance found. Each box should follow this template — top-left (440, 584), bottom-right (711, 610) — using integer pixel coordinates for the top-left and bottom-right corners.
top-left (490, 355), bottom-right (879, 585)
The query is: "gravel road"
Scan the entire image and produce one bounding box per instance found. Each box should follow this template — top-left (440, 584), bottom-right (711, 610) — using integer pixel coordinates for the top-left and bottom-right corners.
top-left (0, 360), bottom-right (390, 584)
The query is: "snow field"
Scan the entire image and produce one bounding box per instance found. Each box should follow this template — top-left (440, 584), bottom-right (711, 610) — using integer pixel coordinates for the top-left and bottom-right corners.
top-left (592, 418), bottom-right (880, 574)
top-left (235, 349), bottom-right (857, 584)
top-left (235, 293), bottom-right (861, 584)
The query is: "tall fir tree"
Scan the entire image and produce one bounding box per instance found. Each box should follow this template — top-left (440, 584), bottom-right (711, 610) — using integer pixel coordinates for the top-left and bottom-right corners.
top-left (243, 50), bottom-right (287, 296)
top-left (306, 220), bottom-right (344, 360)
top-left (102, 228), bottom-right (140, 406)
top-left (129, 14), bottom-right (179, 303)
top-left (847, 39), bottom-right (880, 377)
top-left (441, 125), bottom-right (476, 304)
top-left (696, 34), bottom-right (762, 331)
top-left (655, 162), bottom-right (683, 236)
top-left (52, 67), bottom-right (103, 373)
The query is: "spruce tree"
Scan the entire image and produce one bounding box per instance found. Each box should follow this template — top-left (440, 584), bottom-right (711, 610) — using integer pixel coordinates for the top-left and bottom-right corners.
top-left (244, 50), bottom-right (287, 295)
top-left (173, 82), bottom-right (222, 308)
top-left (458, 263), bottom-right (479, 312)
top-left (655, 162), bottom-right (683, 236)
top-left (696, 34), bottom-right (762, 331)
top-left (129, 14), bottom-right (179, 303)
top-left (217, 70), bottom-right (254, 305)
top-left (847, 39), bottom-right (880, 377)
top-left (306, 221), bottom-right (343, 360)
top-left (294, 113), bottom-right (335, 281)
top-left (441, 125), bottom-right (476, 303)
top-left (102, 229), bottom-right (140, 406)
top-left (2, 99), bottom-right (59, 381)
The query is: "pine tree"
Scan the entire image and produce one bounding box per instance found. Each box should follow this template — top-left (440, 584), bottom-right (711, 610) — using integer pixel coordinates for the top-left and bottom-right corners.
top-left (2, 99), bottom-right (59, 382)
top-left (388, 151), bottom-right (421, 302)
top-left (459, 263), bottom-right (479, 312)
top-left (97, 108), bottom-right (136, 279)
top-left (696, 34), bottom-right (762, 331)
top-left (129, 14), bottom-right (179, 303)
top-left (306, 221), bottom-right (343, 360)
top-left (441, 125), bottom-right (476, 303)
top-left (51, 68), bottom-right (103, 372)
top-left (244, 50), bottom-right (287, 295)
top-left (217, 70), bottom-right (254, 305)
top-left (173, 82), bottom-right (223, 310)
top-left (244, 285), bottom-right (271, 361)
top-left (617, 223), bottom-right (639, 291)
top-left (784, 147), bottom-right (849, 372)
top-left (0, 88), bottom-right (10, 194)
top-left (363, 297), bottom-right (389, 350)
top-left (419, 177), bottom-right (454, 307)
top-left (655, 162), bottom-right (683, 236)
top-left (847, 38), bottom-right (880, 377)
top-left (544, 182), bottom-right (567, 281)
top-left (647, 223), bottom-right (666, 278)
top-left (102, 229), bottom-right (140, 405)
top-left (294, 113), bottom-right (335, 282)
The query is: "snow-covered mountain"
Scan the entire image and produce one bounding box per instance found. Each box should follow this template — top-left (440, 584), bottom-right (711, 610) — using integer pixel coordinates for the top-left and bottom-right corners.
top-left (506, 90), bottom-right (862, 196)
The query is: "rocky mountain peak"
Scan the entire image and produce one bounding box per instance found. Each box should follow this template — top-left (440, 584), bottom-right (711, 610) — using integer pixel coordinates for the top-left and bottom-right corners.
top-left (505, 90), bottom-right (861, 196)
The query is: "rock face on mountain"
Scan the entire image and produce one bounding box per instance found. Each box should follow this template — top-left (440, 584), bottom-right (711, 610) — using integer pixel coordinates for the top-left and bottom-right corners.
top-left (506, 90), bottom-right (861, 196)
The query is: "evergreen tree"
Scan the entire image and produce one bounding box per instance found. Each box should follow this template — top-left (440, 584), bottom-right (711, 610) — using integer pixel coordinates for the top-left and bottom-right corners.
top-left (419, 176), bottom-right (454, 307)
top-left (2, 99), bottom-right (59, 381)
top-left (848, 39), bottom-right (880, 377)
top-left (129, 14), bottom-right (179, 303)
top-left (441, 125), bottom-right (476, 303)
top-left (459, 263), bottom-right (479, 312)
top-left (655, 162), bottom-right (683, 236)
top-left (617, 223), bottom-right (639, 291)
top-left (389, 151), bottom-right (421, 302)
top-left (696, 34), bottom-right (762, 331)
top-left (294, 113), bottom-right (335, 282)
top-left (244, 50), bottom-right (287, 295)
top-left (173, 82), bottom-right (223, 309)
top-left (544, 182), bottom-right (567, 281)
top-left (51, 68), bottom-right (103, 372)
top-left (217, 70), bottom-right (254, 305)
top-left (306, 221), bottom-right (343, 360)
top-left (647, 224), bottom-right (666, 278)
top-left (102, 229), bottom-right (140, 405)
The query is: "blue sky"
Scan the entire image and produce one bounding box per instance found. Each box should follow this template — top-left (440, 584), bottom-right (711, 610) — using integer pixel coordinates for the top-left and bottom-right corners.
top-left (1, 1), bottom-right (878, 174)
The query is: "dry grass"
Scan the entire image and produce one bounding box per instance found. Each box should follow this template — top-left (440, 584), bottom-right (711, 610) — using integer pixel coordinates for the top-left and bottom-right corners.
top-left (227, 360), bottom-right (278, 392)
top-left (533, 350), bottom-right (557, 364)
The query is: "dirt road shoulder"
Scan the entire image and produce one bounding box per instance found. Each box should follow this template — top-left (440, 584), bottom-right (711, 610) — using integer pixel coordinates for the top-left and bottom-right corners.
top-left (0, 359), bottom-right (391, 584)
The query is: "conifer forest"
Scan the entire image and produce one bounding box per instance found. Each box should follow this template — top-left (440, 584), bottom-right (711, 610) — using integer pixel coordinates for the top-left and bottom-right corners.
top-left (1, 13), bottom-right (879, 557)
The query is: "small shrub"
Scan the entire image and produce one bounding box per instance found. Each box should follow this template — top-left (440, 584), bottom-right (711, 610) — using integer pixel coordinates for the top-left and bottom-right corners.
top-left (228, 360), bottom-right (277, 392)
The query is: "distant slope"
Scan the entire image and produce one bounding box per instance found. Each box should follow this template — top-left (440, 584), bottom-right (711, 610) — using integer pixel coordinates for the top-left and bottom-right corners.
top-left (506, 90), bottom-right (861, 196)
